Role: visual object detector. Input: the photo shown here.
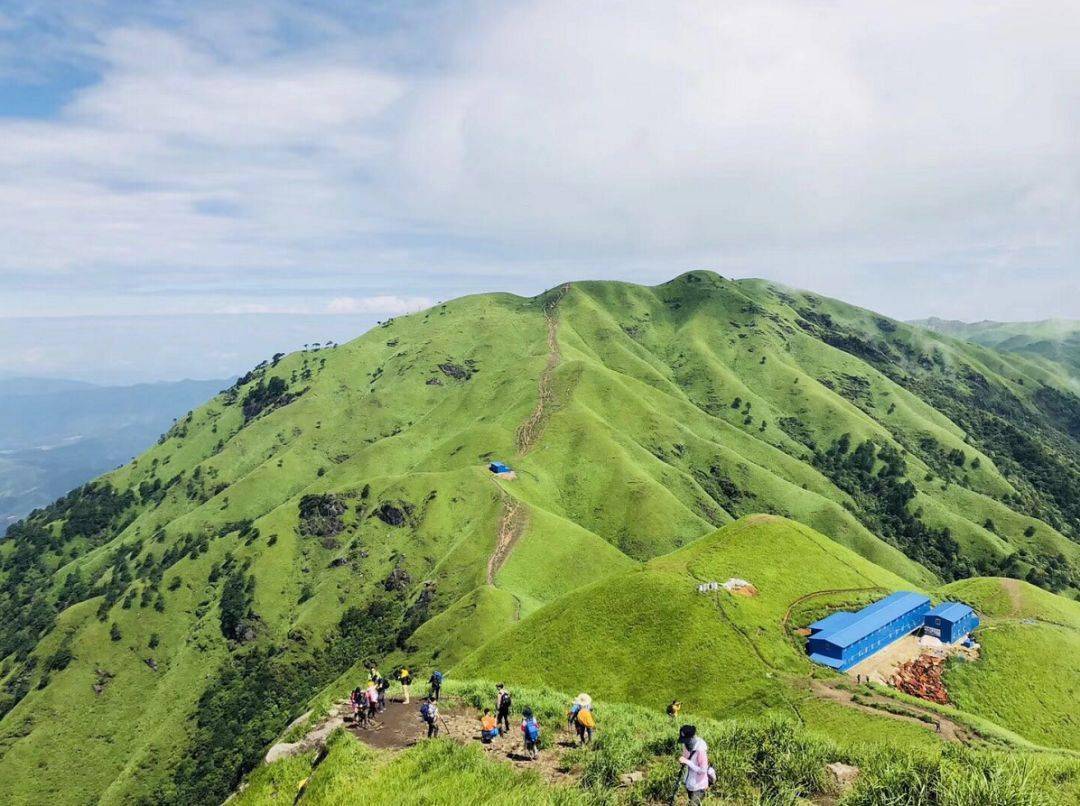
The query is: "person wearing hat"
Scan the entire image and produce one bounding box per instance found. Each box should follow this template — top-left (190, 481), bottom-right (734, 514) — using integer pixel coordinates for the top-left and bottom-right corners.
top-left (677, 724), bottom-right (710, 804)
top-left (571, 693), bottom-right (595, 745)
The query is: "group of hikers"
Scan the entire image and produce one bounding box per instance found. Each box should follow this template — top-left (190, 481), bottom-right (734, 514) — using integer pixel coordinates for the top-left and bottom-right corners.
top-left (349, 667), bottom-right (714, 803)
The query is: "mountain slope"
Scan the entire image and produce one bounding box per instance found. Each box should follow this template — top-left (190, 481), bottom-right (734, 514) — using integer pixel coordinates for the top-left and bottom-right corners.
top-left (913, 317), bottom-right (1080, 378)
top-left (2, 272), bottom-right (1079, 804)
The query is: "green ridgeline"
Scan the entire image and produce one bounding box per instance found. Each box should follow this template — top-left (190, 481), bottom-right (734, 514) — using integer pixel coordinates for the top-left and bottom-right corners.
top-left (2, 272), bottom-right (1080, 804)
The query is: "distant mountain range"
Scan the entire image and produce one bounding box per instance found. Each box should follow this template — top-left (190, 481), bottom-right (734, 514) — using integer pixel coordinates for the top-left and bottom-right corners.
top-left (911, 317), bottom-right (1080, 377)
top-left (0, 377), bottom-right (231, 529)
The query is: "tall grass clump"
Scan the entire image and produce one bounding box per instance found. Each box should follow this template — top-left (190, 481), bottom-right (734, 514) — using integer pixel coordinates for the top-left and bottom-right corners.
top-left (843, 744), bottom-right (1066, 806)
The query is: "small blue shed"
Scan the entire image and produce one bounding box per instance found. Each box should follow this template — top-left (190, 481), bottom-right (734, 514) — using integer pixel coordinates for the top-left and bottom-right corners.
top-left (923, 602), bottom-right (979, 644)
top-left (489, 461), bottom-right (511, 474)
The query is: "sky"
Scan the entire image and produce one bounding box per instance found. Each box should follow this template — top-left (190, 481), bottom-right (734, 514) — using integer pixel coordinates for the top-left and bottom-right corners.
top-left (1, 1), bottom-right (1078, 382)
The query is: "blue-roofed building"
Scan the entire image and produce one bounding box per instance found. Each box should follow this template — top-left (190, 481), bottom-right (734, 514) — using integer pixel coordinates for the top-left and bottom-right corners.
top-left (489, 461), bottom-right (511, 474)
top-left (923, 602), bottom-right (979, 644)
top-left (807, 591), bottom-right (932, 671)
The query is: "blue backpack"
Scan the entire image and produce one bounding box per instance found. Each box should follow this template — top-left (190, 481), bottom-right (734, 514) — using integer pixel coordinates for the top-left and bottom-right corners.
top-left (420, 703), bottom-right (433, 721)
top-left (524, 719), bottom-right (540, 742)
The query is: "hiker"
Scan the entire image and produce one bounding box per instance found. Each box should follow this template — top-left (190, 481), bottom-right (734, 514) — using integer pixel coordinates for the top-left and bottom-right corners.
top-left (480, 709), bottom-right (499, 744)
top-left (368, 662), bottom-right (380, 683)
top-left (376, 675), bottom-right (390, 712)
top-left (399, 667), bottom-right (412, 704)
top-left (495, 683), bottom-right (512, 734)
top-left (365, 680), bottom-right (379, 722)
top-left (569, 693), bottom-right (594, 745)
top-left (677, 725), bottom-right (712, 805)
top-left (420, 697), bottom-right (440, 738)
top-left (350, 687), bottom-right (364, 724)
top-left (429, 669), bottom-right (443, 701)
top-left (521, 707), bottom-right (541, 760)
top-left (667, 700), bottom-right (682, 720)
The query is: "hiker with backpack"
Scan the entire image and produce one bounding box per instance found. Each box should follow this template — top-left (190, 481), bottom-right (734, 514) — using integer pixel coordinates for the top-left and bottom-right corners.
top-left (420, 697), bottom-right (440, 738)
top-left (520, 707), bottom-right (541, 760)
top-left (572, 694), bottom-right (595, 745)
top-left (376, 675), bottom-right (390, 712)
top-left (350, 687), bottom-right (364, 725)
top-left (495, 683), bottom-right (512, 734)
top-left (429, 669), bottom-right (443, 701)
top-left (398, 667), bottom-right (412, 704)
top-left (480, 709), bottom-right (499, 743)
top-left (677, 725), bottom-right (714, 805)
top-left (365, 680), bottom-right (379, 722)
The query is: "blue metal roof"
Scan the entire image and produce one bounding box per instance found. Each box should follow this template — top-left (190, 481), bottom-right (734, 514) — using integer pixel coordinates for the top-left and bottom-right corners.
top-left (815, 591), bottom-right (930, 649)
top-left (926, 602), bottom-right (973, 623)
top-left (808, 611), bottom-right (858, 632)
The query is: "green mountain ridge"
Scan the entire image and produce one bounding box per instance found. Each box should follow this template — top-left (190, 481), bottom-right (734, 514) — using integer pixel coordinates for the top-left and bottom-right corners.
top-left (912, 316), bottom-right (1080, 378)
top-left (2, 272), bottom-right (1079, 804)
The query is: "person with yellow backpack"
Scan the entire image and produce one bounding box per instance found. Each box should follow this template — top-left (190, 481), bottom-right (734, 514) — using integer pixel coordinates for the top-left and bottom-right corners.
top-left (570, 693), bottom-right (594, 745)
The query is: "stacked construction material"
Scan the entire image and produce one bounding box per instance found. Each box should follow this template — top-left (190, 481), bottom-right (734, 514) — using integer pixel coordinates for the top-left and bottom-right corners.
top-left (890, 655), bottom-right (949, 704)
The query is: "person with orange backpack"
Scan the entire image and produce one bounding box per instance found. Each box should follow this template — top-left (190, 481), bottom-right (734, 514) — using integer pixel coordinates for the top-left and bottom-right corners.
top-left (570, 693), bottom-right (594, 745)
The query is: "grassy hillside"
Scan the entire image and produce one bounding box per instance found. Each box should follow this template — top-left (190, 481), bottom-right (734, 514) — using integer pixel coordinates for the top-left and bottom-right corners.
top-left (456, 516), bottom-right (912, 717)
top-left (236, 680), bottom-right (1080, 806)
top-left (2, 272), bottom-right (1080, 804)
top-left (939, 577), bottom-right (1080, 751)
top-left (913, 317), bottom-right (1080, 378)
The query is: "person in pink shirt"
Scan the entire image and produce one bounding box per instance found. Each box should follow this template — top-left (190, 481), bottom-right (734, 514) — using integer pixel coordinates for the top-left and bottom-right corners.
top-left (677, 724), bottom-right (710, 804)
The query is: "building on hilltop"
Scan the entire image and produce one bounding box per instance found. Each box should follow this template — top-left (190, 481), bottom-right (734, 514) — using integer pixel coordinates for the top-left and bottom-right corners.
top-left (922, 602), bottom-right (979, 644)
top-left (807, 591), bottom-right (932, 671)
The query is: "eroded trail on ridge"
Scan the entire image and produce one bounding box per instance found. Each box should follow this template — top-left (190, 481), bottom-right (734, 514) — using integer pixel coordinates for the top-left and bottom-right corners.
top-left (487, 496), bottom-right (527, 585)
top-left (515, 284), bottom-right (569, 456)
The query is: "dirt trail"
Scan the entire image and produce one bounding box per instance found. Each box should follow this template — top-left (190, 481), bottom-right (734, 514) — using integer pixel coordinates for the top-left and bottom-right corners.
top-left (515, 284), bottom-right (569, 455)
top-left (1001, 578), bottom-right (1024, 616)
top-left (810, 680), bottom-right (974, 743)
top-left (487, 496), bottom-right (527, 585)
top-left (347, 699), bottom-right (575, 785)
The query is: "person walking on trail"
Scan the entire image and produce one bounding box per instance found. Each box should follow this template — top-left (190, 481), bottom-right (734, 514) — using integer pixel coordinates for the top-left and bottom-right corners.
top-left (521, 707), bottom-right (541, 760)
top-left (480, 709), bottom-right (499, 744)
top-left (398, 667), bottom-right (412, 704)
top-left (350, 687), bottom-right (364, 725)
top-left (368, 663), bottom-right (380, 683)
top-left (677, 725), bottom-right (712, 805)
top-left (376, 675), bottom-right (390, 712)
top-left (420, 697), bottom-right (440, 738)
top-left (574, 705), bottom-right (595, 745)
top-left (365, 680), bottom-right (379, 722)
top-left (429, 670), bottom-right (443, 701)
top-left (495, 683), bottom-right (512, 734)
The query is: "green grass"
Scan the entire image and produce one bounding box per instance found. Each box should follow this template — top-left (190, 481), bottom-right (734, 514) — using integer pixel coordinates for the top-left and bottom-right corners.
top-left (935, 578), bottom-right (1080, 751)
top-left (456, 516), bottom-right (915, 714)
top-left (3, 272), bottom-right (1080, 804)
top-left (236, 679), bottom-right (1080, 805)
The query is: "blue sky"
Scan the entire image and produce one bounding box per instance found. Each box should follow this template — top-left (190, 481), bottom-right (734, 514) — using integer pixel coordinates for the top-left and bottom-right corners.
top-left (1, 1), bottom-right (1078, 381)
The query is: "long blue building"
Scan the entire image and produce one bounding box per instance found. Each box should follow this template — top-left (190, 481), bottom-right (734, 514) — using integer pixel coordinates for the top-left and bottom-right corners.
top-left (807, 591), bottom-right (931, 671)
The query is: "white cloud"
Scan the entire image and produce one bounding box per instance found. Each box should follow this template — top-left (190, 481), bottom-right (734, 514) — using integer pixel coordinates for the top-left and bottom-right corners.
top-left (1, 1), bottom-right (1079, 324)
top-left (326, 295), bottom-right (433, 315)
